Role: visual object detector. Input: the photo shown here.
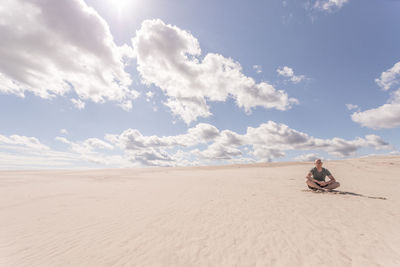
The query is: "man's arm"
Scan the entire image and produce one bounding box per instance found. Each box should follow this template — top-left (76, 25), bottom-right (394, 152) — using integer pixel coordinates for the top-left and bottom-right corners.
top-left (325, 175), bottom-right (336, 185)
top-left (306, 172), bottom-right (322, 184)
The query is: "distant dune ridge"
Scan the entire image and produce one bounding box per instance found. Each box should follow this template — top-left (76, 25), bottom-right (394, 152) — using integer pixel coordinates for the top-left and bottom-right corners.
top-left (1, 156), bottom-right (400, 266)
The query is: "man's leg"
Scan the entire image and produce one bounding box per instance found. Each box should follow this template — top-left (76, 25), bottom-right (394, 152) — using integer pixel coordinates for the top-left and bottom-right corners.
top-left (306, 180), bottom-right (323, 190)
top-left (324, 181), bottom-right (340, 190)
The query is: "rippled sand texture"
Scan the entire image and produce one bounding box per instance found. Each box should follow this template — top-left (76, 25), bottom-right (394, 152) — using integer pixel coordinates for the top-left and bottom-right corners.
top-left (1, 156), bottom-right (400, 266)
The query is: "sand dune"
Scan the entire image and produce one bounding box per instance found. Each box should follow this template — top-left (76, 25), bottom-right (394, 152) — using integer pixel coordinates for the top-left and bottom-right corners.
top-left (1, 156), bottom-right (400, 266)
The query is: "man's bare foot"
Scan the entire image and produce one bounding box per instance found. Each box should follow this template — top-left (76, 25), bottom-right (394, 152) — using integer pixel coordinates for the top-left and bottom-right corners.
top-left (309, 187), bottom-right (325, 192)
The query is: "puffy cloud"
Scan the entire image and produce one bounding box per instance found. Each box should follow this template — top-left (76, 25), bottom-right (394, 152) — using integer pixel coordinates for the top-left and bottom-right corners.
top-left (106, 123), bottom-right (220, 150)
top-left (247, 121), bottom-right (391, 158)
top-left (277, 66), bottom-right (306, 83)
top-left (105, 121), bottom-right (392, 166)
top-left (145, 91), bottom-right (154, 102)
top-left (184, 123), bottom-right (220, 144)
top-left (0, 0), bottom-right (138, 108)
top-left (253, 65), bottom-right (262, 73)
top-left (132, 19), bottom-right (296, 124)
top-left (190, 129), bottom-right (246, 161)
top-left (83, 138), bottom-right (114, 150)
top-left (0, 134), bottom-right (49, 150)
top-left (375, 62), bottom-right (400, 91)
top-left (217, 130), bottom-right (247, 147)
top-left (250, 147), bottom-right (286, 162)
top-left (295, 153), bottom-right (322, 162)
top-left (181, 130), bottom-right (242, 162)
top-left (56, 136), bottom-right (113, 153)
top-left (313, 0), bottom-right (349, 12)
top-left (107, 124), bottom-right (245, 165)
top-left (118, 100), bottom-right (133, 112)
top-left (60, 129), bottom-right (68, 135)
top-left (0, 134), bottom-right (85, 169)
top-left (165, 97), bottom-right (211, 124)
top-left (55, 136), bottom-right (71, 144)
top-left (1, 120), bottom-right (393, 168)
top-left (0, 150), bottom-right (82, 169)
top-left (126, 148), bottom-right (175, 167)
top-left (71, 98), bottom-right (85, 110)
top-left (313, 135), bottom-right (391, 157)
top-left (346, 103), bottom-right (359, 111)
top-left (351, 101), bottom-right (400, 129)
top-left (54, 136), bottom-right (126, 166)
top-left (199, 143), bottom-right (242, 160)
top-left (247, 121), bottom-right (311, 150)
top-left (352, 62), bottom-right (400, 129)
top-left (363, 135), bottom-right (392, 150)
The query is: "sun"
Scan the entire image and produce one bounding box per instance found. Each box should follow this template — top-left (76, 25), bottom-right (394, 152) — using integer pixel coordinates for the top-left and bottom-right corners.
top-left (104, 0), bottom-right (143, 19)
top-left (115, 0), bottom-right (127, 15)
top-left (107, 0), bottom-right (131, 17)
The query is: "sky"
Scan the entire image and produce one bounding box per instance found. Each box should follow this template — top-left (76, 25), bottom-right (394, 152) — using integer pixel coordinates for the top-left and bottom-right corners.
top-left (1, 0), bottom-right (400, 169)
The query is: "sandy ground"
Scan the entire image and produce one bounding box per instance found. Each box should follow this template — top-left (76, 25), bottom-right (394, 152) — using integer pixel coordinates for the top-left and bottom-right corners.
top-left (1, 156), bottom-right (400, 267)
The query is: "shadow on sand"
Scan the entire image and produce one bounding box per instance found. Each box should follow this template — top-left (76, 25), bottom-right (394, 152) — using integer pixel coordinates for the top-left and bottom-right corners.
top-left (302, 189), bottom-right (387, 200)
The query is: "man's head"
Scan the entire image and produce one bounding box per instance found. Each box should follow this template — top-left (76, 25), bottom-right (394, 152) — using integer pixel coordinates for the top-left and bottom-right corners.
top-left (314, 159), bottom-right (322, 166)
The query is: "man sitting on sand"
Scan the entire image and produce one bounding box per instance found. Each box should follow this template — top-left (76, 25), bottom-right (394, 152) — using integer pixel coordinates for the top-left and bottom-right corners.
top-left (306, 159), bottom-right (340, 191)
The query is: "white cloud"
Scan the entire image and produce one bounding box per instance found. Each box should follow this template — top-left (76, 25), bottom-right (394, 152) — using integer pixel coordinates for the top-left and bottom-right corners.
top-left (54, 136), bottom-right (126, 166)
top-left (351, 101), bottom-right (400, 129)
top-left (60, 129), bottom-right (68, 135)
top-left (247, 121), bottom-right (311, 150)
top-left (0, 134), bottom-right (50, 150)
top-left (1, 120), bottom-right (393, 168)
top-left (55, 136), bottom-right (71, 144)
top-left (295, 153), bottom-right (322, 162)
top-left (83, 138), bottom-right (114, 150)
top-left (106, 123), bottom-right (220, 150)
top-left (313, 0), bottom-right (349, 12)
top-left (0, 134), bottom-right (83, 169)
top-left (0, 0), bottom-right (138, 108)
top-left (317, 135), bottom-right (391, 157)
top-left (253, 65), bottom-right (262, 73)
top-left (126, 148), bottom-right (175, 167)
top-left (105, 123), bottom-right (228, 166)
top-left (0, 150), bottom-right (79, 169)
top-left (352, 62), bottom-right (400, 129)
top-left (197, 130), bottom-right (246, 160)
top-left (71, 98), bottom-right (85, 109)
top-left (199, 143), bottom-right (242, 160)
top-left (277, 66), bottom-right (306, 83)
top-left (375, 62), bottom-right (400, 91)
top-left (250, 147), bottom-right (286, 162)
top-left (118, 100), bottom-right (133, 111)
top-left (132, 19), bottom-right (297, 124)
top-left (105, 121), bottom-right (392, 166)
top-left (346, 103), bottom-right (359, 110)
top-left (56, 136), bottom-right (113, 153)
top-left (145, 91), bottom-right (154, 102)
top-left (246, 121), bottom-right (391, 158)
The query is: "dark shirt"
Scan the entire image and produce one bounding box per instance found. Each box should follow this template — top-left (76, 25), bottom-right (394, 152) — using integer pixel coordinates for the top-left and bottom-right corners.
top-left (310, 167), bottom-right (331, 182)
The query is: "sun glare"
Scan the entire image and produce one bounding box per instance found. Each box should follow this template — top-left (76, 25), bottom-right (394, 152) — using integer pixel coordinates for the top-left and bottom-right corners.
top-left (107, 0), bottom-right (132, 18)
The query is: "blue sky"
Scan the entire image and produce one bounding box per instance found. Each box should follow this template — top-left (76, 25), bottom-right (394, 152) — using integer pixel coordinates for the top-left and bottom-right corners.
top-left (1, 0), bottom-right (400, 169)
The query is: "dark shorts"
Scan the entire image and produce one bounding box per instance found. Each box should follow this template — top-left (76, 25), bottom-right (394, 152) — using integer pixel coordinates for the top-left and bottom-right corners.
top-left (308, 182), bottom-right (328, 190)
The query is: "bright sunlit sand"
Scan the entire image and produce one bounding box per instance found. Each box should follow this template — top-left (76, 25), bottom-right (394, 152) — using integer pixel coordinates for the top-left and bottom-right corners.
top-left (1, 156), bottom-right (400, 266)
